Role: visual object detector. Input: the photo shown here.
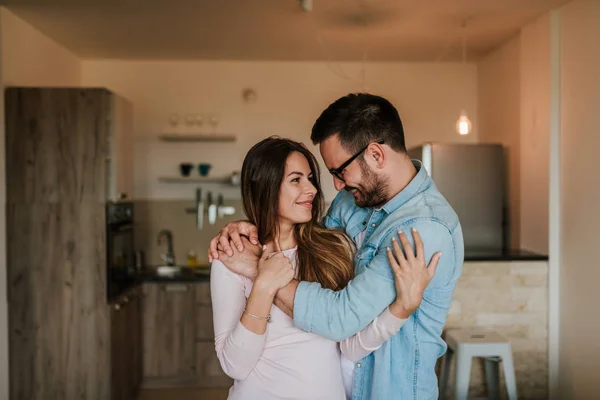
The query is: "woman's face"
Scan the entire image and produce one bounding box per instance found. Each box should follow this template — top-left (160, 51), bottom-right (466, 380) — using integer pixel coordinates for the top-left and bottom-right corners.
top-left (278, 151), bottom-right (317, 227)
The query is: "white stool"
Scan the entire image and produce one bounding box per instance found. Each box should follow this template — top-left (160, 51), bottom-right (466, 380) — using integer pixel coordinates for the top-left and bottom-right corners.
top-left (439, 329), bottom-right (518, 400)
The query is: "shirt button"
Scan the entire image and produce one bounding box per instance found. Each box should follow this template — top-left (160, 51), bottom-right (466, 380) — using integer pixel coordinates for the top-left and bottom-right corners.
top-left (362, 221), bottom-right (367, 226)
top-left (371, 223), bottom-right (376, 227)
top-left (356, 363), bottom-right (362, 368)
top-left (357, 254), bottom-right (361, 259)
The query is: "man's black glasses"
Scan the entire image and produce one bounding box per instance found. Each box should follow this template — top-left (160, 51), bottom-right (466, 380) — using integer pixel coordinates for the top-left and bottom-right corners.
top-left (329, 139), bottom-right (385, 181)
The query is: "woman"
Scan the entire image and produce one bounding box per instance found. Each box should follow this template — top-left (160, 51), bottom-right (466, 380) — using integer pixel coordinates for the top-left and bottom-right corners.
top-left (210, 137), bottom-right (439, 399)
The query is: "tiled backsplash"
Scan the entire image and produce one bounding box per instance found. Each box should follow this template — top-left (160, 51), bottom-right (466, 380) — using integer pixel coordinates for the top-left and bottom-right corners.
top-left (134, 199), bottom-right (246, 266)
top-left (443, 261), bottom-right (549, 400)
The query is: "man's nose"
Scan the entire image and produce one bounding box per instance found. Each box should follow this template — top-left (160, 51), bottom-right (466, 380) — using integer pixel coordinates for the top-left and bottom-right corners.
top-left (333, 176), bottom-right (346, 191)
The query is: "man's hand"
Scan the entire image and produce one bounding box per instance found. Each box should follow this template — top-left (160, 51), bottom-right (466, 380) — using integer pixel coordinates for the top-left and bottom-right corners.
top-left (208, 220), bottom-right (260, 262)
top-left (217, 237), bottom-right (262, 280)
top-left (387, 228), bottom-right (441, 319)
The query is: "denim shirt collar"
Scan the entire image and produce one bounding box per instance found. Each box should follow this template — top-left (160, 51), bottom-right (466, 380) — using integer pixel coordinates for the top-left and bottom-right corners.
top-left (381, 160), bottom-right (429, 215)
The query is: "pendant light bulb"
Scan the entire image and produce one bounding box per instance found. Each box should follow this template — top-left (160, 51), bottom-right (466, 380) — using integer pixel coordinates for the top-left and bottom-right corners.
top-left (456, 110), bottom-right (472, 135)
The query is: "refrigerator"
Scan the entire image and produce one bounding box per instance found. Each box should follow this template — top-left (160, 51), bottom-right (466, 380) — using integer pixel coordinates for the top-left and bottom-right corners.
top-left (408, 143), bottom-right (508, 253)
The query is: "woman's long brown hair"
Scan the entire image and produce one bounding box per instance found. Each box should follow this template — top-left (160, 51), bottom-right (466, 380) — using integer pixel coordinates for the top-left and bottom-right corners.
top-left (241, 137), bottom-right (354, 291)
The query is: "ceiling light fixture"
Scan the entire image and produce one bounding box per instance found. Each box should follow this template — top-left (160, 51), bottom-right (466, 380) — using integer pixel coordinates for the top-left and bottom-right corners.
top-left (300, 0), bottom-right (313, 12)
top-left (456, 20), bottom-right (472, 136)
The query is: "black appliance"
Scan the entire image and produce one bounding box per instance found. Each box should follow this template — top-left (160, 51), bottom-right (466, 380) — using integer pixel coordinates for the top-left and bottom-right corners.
top-left (106, 202), bottom-right (136, 301)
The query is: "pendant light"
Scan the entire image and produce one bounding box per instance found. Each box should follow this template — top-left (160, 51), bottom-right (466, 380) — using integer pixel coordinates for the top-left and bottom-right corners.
top-left (456, 21), bottom-right (472, 135)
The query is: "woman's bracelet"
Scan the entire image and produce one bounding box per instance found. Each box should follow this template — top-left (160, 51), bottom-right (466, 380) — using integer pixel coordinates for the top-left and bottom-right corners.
top-left (243, 308), bottom-right (272, 323)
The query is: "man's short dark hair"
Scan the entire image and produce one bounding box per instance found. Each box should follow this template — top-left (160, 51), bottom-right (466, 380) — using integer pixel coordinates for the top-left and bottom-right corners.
top-left (310, 93), bottom-right (406, 154)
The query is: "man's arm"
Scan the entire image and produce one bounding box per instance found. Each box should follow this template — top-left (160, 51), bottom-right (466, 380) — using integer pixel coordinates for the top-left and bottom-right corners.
top-left (290, 220), bottom-right (455, 342)
top-left (272, 280), bottom-right (298, 318)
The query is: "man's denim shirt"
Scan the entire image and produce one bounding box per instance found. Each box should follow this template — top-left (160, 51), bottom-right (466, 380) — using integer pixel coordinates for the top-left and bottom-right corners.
top-left (293, 161), bottom-right (464, 400)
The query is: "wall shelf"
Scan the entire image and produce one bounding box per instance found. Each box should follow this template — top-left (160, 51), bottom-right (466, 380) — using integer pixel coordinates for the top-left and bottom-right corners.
top-left (158, 133), bottom-right (237, 142)
top-left (158, 176), bottom-right (239, 185)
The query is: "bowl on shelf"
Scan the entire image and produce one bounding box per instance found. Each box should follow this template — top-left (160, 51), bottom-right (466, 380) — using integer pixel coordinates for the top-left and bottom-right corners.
top-left (198, 163), bottom-right (212, 176)
top-left (179, 163), bottom-right (194, 177)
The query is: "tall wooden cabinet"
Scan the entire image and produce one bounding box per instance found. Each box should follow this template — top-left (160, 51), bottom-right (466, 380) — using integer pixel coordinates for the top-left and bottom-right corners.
top-left (5, 87), bottom-right (135, 399)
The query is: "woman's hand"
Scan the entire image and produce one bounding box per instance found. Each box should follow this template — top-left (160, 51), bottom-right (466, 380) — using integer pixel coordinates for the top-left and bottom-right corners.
top-left (387, 228), bottom-right (442, 319)
top-left (253, 243), bottom-right (294, 296)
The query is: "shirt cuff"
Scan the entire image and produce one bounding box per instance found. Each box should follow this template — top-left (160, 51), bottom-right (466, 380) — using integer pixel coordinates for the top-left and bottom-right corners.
top-left (379, 306), bottom-right (408, 331)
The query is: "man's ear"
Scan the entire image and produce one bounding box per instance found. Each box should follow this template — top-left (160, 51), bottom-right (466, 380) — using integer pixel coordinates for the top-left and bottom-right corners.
top-left (367, 142), bottom-right (386, 169)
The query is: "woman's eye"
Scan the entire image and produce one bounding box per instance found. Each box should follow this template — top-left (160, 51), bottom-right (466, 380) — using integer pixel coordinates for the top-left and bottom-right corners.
top-left (291, 178), bottom-right (300, 183)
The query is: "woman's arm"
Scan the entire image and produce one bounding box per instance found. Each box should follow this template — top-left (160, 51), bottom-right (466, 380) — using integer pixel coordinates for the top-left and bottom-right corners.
top-left (211, 260), bottom-right (272, 380)
top-left (211, 248), bottom-right (295, 380)
top-left (340, 306), bottom-right (407, 362)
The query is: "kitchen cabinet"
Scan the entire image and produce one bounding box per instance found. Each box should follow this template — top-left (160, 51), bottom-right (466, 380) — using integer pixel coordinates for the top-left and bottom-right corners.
top-left (142, 283), bottom-right (197, 383)
top-left (5, 87), bottom-right (133, 399)
top-left (111, 286), bottom-right (143, 400)
top-left (142, 281), bottom-right (232, 388)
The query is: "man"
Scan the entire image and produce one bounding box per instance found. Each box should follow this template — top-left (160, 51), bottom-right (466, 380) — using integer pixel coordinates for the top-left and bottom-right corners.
top-left (209, 93), bottom-right (464, 399)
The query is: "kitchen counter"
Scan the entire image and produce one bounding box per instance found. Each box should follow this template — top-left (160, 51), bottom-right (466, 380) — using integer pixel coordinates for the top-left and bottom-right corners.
top-left (464, 249), bottom-right (548, 262)
top-left (137, 248), bottom-right (549, 284)
top-left (138, 266), bottom-right (211, 283)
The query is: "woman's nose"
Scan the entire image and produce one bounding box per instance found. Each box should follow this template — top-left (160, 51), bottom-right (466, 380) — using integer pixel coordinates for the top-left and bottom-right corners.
top-left (305, 182), bottom-right (317, 195)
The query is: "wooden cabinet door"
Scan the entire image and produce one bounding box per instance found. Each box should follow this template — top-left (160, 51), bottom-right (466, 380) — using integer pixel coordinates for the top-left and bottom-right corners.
top-left (111, 286), bottom-right (143, 400)
top-left (110, 300), bottom-right (129, 400)
top-left (5, 87), bottom-right (110, 204)
top-left (142, 284), bottom-right (197, 382)
top-left (130, 287), bottom-right (143, 396)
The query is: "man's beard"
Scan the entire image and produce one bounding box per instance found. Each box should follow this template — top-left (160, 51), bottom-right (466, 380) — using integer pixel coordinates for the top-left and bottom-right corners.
top-left (346, 161), bottom-right (389, 208)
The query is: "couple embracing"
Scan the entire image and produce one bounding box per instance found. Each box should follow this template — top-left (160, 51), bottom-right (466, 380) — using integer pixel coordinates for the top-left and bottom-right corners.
top-left (208, 93), bottom-right (464, 400)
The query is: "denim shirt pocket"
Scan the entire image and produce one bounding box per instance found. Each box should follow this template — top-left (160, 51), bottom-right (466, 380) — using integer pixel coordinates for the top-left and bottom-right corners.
top-left (354, 243), bottom-right (377, 275)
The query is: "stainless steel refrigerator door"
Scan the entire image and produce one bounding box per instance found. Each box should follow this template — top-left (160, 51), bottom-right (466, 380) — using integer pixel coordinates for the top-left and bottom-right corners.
top-left (429, 144), bottom-right (506, 252)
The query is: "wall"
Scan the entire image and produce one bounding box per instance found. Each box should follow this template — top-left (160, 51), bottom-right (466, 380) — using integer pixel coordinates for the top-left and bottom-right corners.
top-left (444, 261), bottom-right (548, 399)
top-left (477, 35), bottom-right (522, 249)
top-left (0, 9), bottom-right (81, 86)
top-left (0, 8), bottom-right (82, 399)
top-left (81, 60), bottom-right (478, 202)
top-left (520, 14), bottom-right (551, 255)
top-left (135, 199), bottom-right (246, 266)
top-left (477, 12), bottom-right (552, 256)
top-left (558, 1), bottom-right (600, 398)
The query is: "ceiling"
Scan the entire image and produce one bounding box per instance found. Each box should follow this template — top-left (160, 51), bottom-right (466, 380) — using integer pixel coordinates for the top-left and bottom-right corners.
top-left (5, 0), bottom-right (571, 62)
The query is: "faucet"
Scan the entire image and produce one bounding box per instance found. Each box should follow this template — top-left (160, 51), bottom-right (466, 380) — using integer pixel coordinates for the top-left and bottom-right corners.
top-left (157, 229), bottom-right (175, 266)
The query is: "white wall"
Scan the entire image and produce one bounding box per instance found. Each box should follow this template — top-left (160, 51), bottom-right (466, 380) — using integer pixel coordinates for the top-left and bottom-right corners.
top-left (477, 12), bottom-right (552, 255)
top-left (0, 8), bottom-right (82, 399)
top-left (81, 60), bottom-right (478, 202)
top-left (1, 9), bottom-right (81, 86)
top-left (558, 1), bottom-right (600, 398)
top-left (477, 35), bottom-right (522, 249)
top-left (520, 14), bottom-right (551, 255)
